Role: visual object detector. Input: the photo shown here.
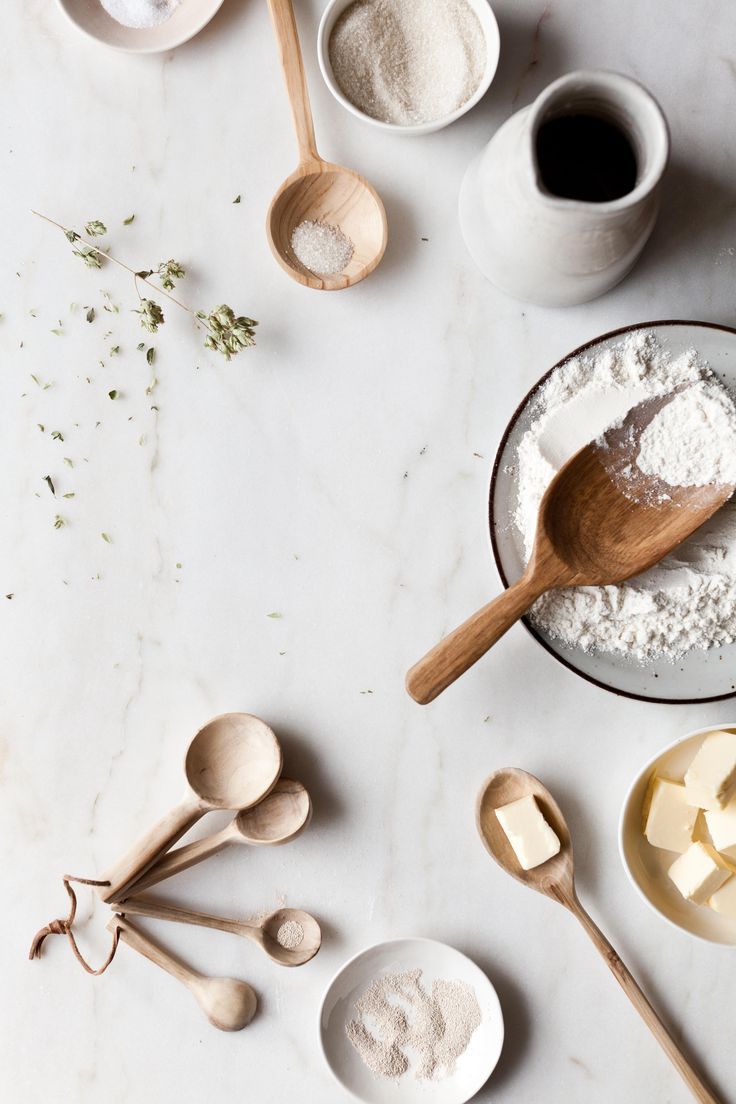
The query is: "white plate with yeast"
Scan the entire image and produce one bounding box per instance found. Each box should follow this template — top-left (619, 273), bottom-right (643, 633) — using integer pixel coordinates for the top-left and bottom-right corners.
top-left (490, 319), bottom-right (736, 703)
top-left (619, 724), bottom-right (736, 945)
top-left (319, 938), bottom-right (504, 1104)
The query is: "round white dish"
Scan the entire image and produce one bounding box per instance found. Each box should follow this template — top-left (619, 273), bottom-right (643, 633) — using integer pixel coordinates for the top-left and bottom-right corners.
top-left (56, 0), bottom-right (224, 53)
top-left (619, 724), bottom-right (736, 946)
top-left (317, 0), bottom-right (500, 136)
top-left (489, 319), bottom-right (736, 703)
top-left (319, 938), bottom-right (504, 1104)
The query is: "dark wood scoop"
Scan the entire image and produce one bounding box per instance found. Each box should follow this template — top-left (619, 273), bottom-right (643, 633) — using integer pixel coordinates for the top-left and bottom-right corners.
top-left (407, 391), bottom-right (734, 703)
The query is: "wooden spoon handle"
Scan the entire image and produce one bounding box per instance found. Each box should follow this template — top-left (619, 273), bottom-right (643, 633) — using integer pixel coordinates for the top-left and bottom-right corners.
top-left (123, 825), bottom-right (235, 897)
top-left (112, 895), bottom-right (247, 939)
top-left (406, 572), bottom-right (547, 704)
top-left (99, 795), bottom-right (203, 903)
top-left (266, 0), bottom-right (319, 164)
top-left (107, 913), bottom-right (197, 987)
top-left (571, 900), bottom-right (722, 1103)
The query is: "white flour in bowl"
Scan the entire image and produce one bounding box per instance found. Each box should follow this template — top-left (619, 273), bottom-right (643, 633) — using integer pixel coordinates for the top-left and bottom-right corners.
top-left (512, 331), bottom-right (736, 661)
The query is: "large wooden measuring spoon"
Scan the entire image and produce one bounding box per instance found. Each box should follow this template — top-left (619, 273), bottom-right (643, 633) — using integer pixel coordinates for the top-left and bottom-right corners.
top-left (265, 0), bottom-right (387, 290)
top-left (107, 914), bottom-right (257, 1030)
top-left (125, 779), bottom-right (311, 897)
top-left (111, 897), bottom-right (322, 967)
top-left (476, 769), bottom-right (721, 1104)
top-left (407, 390), bottom-right (734, 703)
top-left (100, 713), bottom-right (282, 903)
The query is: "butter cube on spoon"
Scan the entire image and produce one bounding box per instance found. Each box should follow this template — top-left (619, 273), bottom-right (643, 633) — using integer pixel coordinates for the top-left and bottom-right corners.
top-left (495, 794), bottom-right (560, 870)
top-left (668, 841), bottom-right (732, 904)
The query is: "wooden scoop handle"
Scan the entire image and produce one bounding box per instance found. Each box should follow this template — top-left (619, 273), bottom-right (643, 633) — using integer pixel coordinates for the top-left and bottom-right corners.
top-left (99, 794), bottom-right (203, 903)
top-left (124, 824), bottom-right (236, 897)
top-left (107, 913), bottom-right (198, 986)
top-left (570, 899), bottom-right (722, 1103)
top-left (111, 895), bottom-right (250, 939)
top-left (406, 572), bottom-right (547, 704)
top-left (267, 0), bottom-right (319, 164)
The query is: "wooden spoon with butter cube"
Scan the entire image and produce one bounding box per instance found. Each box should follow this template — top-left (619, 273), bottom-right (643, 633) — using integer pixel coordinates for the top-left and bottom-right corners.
top-left (477, 769), bottom-right (722, 1104)
top-left (407, 389), bottom-right (734, 704)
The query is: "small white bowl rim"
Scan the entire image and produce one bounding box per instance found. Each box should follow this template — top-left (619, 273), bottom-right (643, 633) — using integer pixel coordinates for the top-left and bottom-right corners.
top-left (618, 722), bottom-right (736, 947)
top-left (317, 0), bottom-right (501, 135)
top-left (54, 0), bottom-right (225, 54)
top-left (318, 936), bottom-right (505, 1102)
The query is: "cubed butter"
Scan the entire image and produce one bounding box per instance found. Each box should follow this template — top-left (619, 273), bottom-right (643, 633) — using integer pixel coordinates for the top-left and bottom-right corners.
top-left (704, 797), bottom-right (736, 861)
top-left (684, 730), bottom-right (736, 811)
top-left (644, 776), bottom-right (698, 852)
top-left (495, 794), bottom-right (560, 871)
top-left (709, 875), bottom-right (736, 917)
top-left (668, 841), bottom-right (732, 904)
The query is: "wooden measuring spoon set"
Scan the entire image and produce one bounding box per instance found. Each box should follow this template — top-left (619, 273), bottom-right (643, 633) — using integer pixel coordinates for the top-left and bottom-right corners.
top-left (31, 712), bottom-right (321, 1032)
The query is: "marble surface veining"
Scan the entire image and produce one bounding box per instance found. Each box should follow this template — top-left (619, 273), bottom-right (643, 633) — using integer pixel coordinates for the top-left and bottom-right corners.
top-left (2, 1), bottom-right (736, 1101)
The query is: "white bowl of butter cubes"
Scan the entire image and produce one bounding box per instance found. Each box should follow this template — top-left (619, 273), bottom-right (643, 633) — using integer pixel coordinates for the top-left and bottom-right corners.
top-left (620, 725), bottom-right (736, 945)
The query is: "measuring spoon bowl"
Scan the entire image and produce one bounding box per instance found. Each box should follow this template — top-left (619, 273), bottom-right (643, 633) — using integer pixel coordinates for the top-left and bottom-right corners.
top-left (101, 713), bottom-right (282, 901)
top-left (125, 779), bottom-right (311, 896)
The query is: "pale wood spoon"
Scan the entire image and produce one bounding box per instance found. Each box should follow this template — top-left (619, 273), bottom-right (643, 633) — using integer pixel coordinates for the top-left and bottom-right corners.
top-left (110, 897), bottom-right (322, 967)
top-left (125, 779), bottom-right (311, 897)
top-left (407, 390), bottom-right (734, 703)
top-left (476, 768), bottom-right (722, 1104)
top-left (99, 713), bottom-right (282, 903)
top-left (265, 0), bottom-right (387, 290)
top-left (107, 914), bottom-right (257, 1031)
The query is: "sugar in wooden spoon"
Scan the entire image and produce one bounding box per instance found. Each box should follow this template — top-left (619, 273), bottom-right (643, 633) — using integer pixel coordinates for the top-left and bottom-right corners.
top-left (265, 0), bottom-right (387, 290)
top-left (407, 388), bottom-right (735, 703)
top-left (476, 769), bottom-right (722, 1103)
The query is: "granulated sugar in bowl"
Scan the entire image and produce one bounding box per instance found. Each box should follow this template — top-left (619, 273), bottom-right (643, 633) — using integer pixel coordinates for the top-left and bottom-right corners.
top-left (318, 0), bottom-right (500, 135)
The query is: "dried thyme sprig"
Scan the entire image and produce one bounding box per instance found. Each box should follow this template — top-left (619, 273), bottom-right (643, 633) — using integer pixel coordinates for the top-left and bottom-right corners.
top-left (198, 305), bottom-right (257, 359)
top-left (32, 211), bottom-right (258, 357)
top-left (135, 298), bottom-right (165, 333)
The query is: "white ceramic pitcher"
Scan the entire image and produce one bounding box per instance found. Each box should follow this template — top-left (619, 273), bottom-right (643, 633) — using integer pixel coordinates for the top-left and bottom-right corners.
top-left (459, 70), bottom-right (669, 306)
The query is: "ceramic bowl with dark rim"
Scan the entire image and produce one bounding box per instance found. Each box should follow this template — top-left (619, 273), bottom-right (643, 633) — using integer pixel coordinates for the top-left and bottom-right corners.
top-left (489, 320), bottom-right (736, 704)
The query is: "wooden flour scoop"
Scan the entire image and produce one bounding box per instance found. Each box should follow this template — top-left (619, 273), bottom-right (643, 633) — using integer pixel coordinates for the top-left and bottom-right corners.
top-left (407, 391), bottom-right (735, 703)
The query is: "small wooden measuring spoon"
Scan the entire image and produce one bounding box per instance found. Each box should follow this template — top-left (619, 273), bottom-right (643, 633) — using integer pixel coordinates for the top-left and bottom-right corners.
top-left (476, 769), bottom-right (722, 1104)
top-left (407, 390), bottom-right (735, 703)
top-left (111, 898), bottom-right (322, 967)
top-left (126, 779), bottom-right (311, 896)
top-left (107, 914), bottom-right (257, 1030)
top-left (265, 0), bottom-right (387, 290)
top-left (100, 713), bottom-right (282, 903)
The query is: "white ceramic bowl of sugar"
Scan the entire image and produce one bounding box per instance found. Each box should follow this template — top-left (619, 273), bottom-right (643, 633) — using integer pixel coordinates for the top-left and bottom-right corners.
top-left (55, 0), bottom-right (225, 53)
top-left (619, 724), bottom-right (736, 946)
top-left (319, 938), bottom-right (504, 1103)
top-left (317, 0), bottom-right (500, 135)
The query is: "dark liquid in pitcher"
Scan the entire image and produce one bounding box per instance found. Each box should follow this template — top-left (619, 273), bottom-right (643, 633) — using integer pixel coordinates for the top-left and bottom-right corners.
top-left (536, 114), bottom-right (638, 202)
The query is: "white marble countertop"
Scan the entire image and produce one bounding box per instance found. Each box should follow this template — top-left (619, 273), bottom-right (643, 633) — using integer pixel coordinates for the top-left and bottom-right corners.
top-left (3, 1), bottom-right (736, 1101)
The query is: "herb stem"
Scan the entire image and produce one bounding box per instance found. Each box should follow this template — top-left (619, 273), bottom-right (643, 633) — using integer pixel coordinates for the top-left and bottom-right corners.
top-left (31, 210), bottom-right (203, 328)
